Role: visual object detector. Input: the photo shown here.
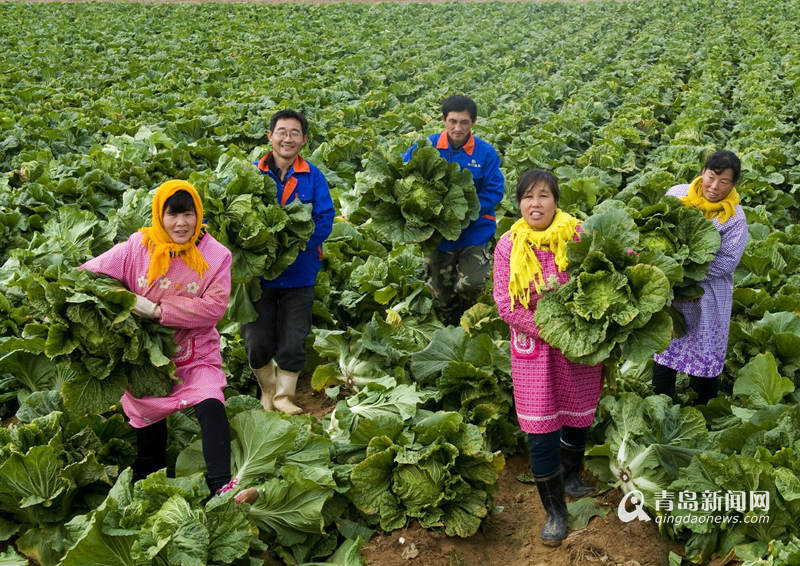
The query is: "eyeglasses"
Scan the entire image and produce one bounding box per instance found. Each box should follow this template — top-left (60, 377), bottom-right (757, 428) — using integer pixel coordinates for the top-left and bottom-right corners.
top-left (271, 128), bottom-right (304, 140)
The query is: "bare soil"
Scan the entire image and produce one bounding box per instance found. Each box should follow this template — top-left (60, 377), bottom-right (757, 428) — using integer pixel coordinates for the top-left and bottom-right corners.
top-left (1, 416), bottom-right (19, 427)
top-left (292, 383), bottom-right (731, 566)
top-left (359, 455), bottom-right (683, 566)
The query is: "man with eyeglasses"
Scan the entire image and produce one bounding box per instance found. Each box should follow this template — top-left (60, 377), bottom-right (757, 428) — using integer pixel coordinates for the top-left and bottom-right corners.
top-left (403, 95), bottom-right (505, 326)
top-left (242, 109), bottom-right (334, 415)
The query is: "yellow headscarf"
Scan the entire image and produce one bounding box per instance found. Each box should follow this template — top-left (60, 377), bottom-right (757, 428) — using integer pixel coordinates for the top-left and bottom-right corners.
top-left (680, 176), bottom-right (740, 224)
top-left (507, 209), bottom-right (580, 311)
top-left (139, 179), bottom-right (209, 285)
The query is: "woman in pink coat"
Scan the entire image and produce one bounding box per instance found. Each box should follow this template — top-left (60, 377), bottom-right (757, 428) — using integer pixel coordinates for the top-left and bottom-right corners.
top-left (493, 169), bottom-right (603, 546)
top-left (82, 180), bottom-right (237, 496)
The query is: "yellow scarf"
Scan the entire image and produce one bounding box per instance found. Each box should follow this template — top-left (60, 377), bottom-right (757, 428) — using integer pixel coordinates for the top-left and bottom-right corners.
top-left (507, 209), bottom-right (580, 311)
top-left (139, 179), bottom-right (209, 285)
top-left (680, 176), bottom-right (740, 224)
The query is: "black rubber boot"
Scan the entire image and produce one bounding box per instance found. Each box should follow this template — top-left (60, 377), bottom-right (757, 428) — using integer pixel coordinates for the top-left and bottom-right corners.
top-left (535, 469), bottom-right (568, 546)
top-left (690, 375), bottom-right (719, 405)
top-left (652, 362), bottom-right (677, 399)
top-left (561, 444), bottom-right (594, 498)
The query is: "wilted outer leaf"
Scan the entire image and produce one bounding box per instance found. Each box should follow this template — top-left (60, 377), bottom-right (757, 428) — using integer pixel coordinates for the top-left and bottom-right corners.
top-left (567, 497), bottom-right (610, 530)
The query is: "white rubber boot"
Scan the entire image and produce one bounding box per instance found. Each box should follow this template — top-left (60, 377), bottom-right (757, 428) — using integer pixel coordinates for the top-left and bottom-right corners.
top-left (273, 367), bottom-right (303, 415)
top-left (252, 363), bottom-right (276, 411)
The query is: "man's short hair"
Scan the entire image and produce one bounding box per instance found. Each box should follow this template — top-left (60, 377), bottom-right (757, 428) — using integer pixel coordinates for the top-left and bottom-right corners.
top-left (269, 109), bottom-right (309, 135)
top-left (703, 150), bottom-right (741, 184)
top-left (442, 95), bottom-right (478, 122)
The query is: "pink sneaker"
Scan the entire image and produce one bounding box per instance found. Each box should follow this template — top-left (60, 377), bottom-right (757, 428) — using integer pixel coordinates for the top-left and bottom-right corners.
top-left (214, 477), bottom-right (239, 496)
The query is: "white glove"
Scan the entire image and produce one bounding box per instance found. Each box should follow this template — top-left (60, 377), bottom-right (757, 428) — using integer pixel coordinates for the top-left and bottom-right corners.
top-left (132, 295), bottom-right (159, 319)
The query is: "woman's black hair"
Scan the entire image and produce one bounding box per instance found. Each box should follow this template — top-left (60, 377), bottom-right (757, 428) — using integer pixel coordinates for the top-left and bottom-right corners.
top-left (515, 169), bottom-right (560, 205)
top-left (163, 190), bottom-right (196, 215)
top-left (703, 150), bottom-right (741, 184)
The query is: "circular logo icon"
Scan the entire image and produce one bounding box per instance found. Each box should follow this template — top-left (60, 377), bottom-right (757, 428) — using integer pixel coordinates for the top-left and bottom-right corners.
top-left (618, 489), bottom-right (651, 522)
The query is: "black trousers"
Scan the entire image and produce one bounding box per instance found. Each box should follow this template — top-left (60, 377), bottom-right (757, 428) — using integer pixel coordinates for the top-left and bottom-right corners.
top-left (133, 398), bottom-right (231, 494)
top-left (240, 285), bottom-right (315, 371)
top-left (652, 362), bottom-right (719, 404)
top-left (527, 426), bottom-right (590, 477)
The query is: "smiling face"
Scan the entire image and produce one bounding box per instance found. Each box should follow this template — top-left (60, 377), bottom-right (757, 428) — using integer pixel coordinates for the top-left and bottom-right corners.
top-left (700, 167), bottom-right (736, 202)
top-left (267, 117), bottom-right (307, 162)
top-left (442, 110), bottom-right (475, 147)
top-left (162, 206), bottom-right (197, 244)
top-left (519, 182), bottom-right (558, 231)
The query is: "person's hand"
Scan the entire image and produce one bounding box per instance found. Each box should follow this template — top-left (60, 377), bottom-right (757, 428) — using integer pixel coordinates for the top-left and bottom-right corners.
top-left (132, 295), bottom-right (160, 319)
top-left (235, 487), bottom-right (259, 504)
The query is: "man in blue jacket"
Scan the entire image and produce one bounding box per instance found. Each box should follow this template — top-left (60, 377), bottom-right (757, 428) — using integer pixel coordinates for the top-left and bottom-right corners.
top-left (403, 95), bottom-right (505, 325)
top-left (242, 109), bottom-right (334, 415)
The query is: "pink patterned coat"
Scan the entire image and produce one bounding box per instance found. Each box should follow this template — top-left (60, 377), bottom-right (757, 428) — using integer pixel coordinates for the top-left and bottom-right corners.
top-left (82, 231), bottom-right (232, 428)
top-left (493, 231), bottom-right (603, 434)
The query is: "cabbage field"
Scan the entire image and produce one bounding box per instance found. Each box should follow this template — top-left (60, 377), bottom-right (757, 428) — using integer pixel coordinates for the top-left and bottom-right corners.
top-left (2, 0), bottom-right (800, 564)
